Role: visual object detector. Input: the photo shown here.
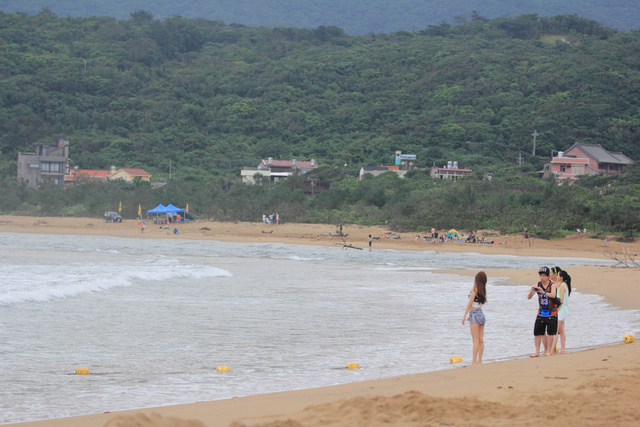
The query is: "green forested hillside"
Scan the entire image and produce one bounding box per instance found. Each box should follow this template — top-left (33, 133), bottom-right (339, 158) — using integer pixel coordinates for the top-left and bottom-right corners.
top-left (1, 11), bottom-right (639, 234)
top-left (1, 11), bottom-right (638, 180)
top-left (1, 0), bottom-right (639, 34)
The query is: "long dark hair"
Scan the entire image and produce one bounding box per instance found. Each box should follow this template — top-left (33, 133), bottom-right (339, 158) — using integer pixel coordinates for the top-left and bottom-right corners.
top-left (474, 271), bottom-right (487, 304)
top-left (558, 270), bottom-right (572, 295)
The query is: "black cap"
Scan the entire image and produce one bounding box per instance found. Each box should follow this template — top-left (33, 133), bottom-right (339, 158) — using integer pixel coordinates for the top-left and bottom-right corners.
top-left (538, 266), bottom-right (550, 276)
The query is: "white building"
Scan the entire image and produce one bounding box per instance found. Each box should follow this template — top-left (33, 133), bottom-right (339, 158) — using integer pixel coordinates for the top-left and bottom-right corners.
top-left (241, 158), bottom-right (317, 184)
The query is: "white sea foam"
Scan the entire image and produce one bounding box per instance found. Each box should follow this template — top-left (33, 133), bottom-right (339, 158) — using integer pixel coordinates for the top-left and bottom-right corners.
top-left (285, 255), bottom-right (324, 261)
top-left (0, 256), bottom-right (231, 306)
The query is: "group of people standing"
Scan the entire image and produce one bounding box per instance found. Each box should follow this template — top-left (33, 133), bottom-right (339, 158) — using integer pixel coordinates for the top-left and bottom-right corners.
top-left (528, 266), bottom-right (572, 357)
top-left (461, 266), bottom-right (572, 365)
top-left (262, 212), bottom-right (280, 225)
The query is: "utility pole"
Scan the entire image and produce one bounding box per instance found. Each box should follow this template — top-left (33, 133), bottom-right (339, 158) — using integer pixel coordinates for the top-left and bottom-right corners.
top-left (531, 129), bottom-right (539, 156)
top-left (517, 153), bottom-right (523, 165)
top-left (169, 160), bottom-right (172, 180)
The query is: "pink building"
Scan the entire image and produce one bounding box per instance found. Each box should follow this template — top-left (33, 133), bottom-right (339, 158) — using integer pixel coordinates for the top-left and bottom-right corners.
top-left (543, 143), bottom-right (633, 184)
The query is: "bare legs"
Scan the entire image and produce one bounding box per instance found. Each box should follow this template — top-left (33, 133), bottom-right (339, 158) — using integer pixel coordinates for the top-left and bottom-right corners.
top-left (532, 335), bottom-right (543, 357)
top-left (557, 320), bottom-right (566, 353)
top-left (470, 323), bottom-right (484, 365)
top-left (544, 334), bottom-right (556, 356)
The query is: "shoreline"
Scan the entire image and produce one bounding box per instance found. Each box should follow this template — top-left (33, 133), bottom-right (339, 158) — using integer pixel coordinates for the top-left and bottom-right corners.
top-left (2, 215), bottom-right (640, 426)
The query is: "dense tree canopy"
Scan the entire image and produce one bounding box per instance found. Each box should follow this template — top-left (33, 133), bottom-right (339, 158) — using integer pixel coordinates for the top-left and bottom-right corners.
top-left (1, 12), bottom-right (639, 180)
top-left (0, 11), bottom-right (639, 236)
top-left (1, 0), bottom-right (639, 34)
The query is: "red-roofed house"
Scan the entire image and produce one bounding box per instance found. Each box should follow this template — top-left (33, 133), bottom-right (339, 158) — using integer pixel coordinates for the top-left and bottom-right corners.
top-left (65, 168), bottom-right (111, 187)
top-left (65, 167), bottom-right (152, 187)
top-left (430, 161), bottom-right (473, 180)
top-left (109, 167), bottom-right (152, 182)
top-left (543, 143), bottom-right (633, 183)
top-left (241, 158), bottom-right (317, 184)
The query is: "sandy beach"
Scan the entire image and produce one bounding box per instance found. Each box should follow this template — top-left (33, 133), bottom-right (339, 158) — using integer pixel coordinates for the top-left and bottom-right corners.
top-left (2, 215), bottom-right (639, 427)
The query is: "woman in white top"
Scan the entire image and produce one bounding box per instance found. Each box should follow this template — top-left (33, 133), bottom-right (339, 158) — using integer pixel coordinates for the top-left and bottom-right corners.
top-left (554, 270), bottom-right (572, 354)
top-left (462, 271), bottom-right (487, 365)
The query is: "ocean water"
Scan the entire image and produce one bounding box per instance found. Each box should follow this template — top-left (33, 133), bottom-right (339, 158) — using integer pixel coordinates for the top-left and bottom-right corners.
top-left (1, 232), bottom-right (638, 423)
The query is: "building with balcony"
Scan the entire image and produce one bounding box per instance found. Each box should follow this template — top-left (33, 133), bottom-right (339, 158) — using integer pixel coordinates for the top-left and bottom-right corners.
top-left (17, 140), bottom-right (70, 188)
top-left (543, 143), bottom-right (633, 183)
top-left (430, 161), bottom-right (473, 180)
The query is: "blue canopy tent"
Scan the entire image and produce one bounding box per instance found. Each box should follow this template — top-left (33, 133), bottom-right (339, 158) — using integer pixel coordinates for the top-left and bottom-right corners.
top-left (165, 204), bottom-right (184, 213)
top-left (146, 204), bottom-right (167, 222)
top-left (147, 204), bottom-right (167, 213)
top-left (165, 203), bottom-right (186, 223)
top-left (147, 204), bottom-right (190, 222)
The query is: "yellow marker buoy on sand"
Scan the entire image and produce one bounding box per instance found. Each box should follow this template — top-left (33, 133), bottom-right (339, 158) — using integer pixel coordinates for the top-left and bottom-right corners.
top-left (76, 367), bottom-right (90, 375)
top-left (346, 363), bottom-right (360, 369)
top-left (623, 334), bottom-right (635, 343)
top-left (449, 356), bottom-right (463, 364)
top-left (216, 366), bottom-right (230, 372)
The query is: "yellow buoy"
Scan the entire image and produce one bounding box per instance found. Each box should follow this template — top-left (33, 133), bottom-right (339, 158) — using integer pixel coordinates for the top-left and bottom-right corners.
top-left (623, 334), bottom-right (635, 343)
top-left (75, 367), bottom-right (90, 375)
top-left (346, 362), bottom-right (360, 369)
top-left (449, 356), bottom-right (463, 364)
top-left (216, 365), bottom-right (230, 372)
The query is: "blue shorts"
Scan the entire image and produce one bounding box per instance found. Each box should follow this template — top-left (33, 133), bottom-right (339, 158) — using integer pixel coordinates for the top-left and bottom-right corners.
top-left (469, 308), bottom-right (486, 325)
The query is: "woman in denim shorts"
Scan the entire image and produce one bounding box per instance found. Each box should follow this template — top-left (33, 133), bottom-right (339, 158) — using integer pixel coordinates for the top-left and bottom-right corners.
top-left (462, 271), bottom-right (487, 365)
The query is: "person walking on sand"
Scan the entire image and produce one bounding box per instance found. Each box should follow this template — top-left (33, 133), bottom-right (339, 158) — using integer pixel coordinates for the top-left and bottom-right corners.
top-left (553, 270), bottom-right (572, 354)
top-left (141, 222), bottom-right (145, 233)
top-left (368, 234), bottom-right (372, 251)
top-left (527, 267), bottom-right (558, 357)
top-left (462, 271), bottom-right (487, 365)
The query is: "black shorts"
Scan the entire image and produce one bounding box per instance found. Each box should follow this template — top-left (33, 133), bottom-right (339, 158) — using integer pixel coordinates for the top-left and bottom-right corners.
top-left (534, 315), bottom-right (558, 336)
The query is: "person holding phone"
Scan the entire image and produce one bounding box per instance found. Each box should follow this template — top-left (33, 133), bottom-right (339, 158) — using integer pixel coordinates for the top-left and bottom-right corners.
top-left (527, 266), bottom-right (558, 357)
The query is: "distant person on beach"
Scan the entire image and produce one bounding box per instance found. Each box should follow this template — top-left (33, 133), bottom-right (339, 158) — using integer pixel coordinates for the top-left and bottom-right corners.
top-left (527, 266), bottom-right (558, 357)
top-left (141, 222), bottom-right (145, 233)
top-left (462, 271), bottom-right (487, 365)
top-left (554, 270), bottom-right (572, 354)
top-left (368, 234), bottom-right (372, 251)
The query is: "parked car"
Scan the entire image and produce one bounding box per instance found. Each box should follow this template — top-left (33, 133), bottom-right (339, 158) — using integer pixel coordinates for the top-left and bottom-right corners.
top-left (104, 212), bottom-right (123, 222)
